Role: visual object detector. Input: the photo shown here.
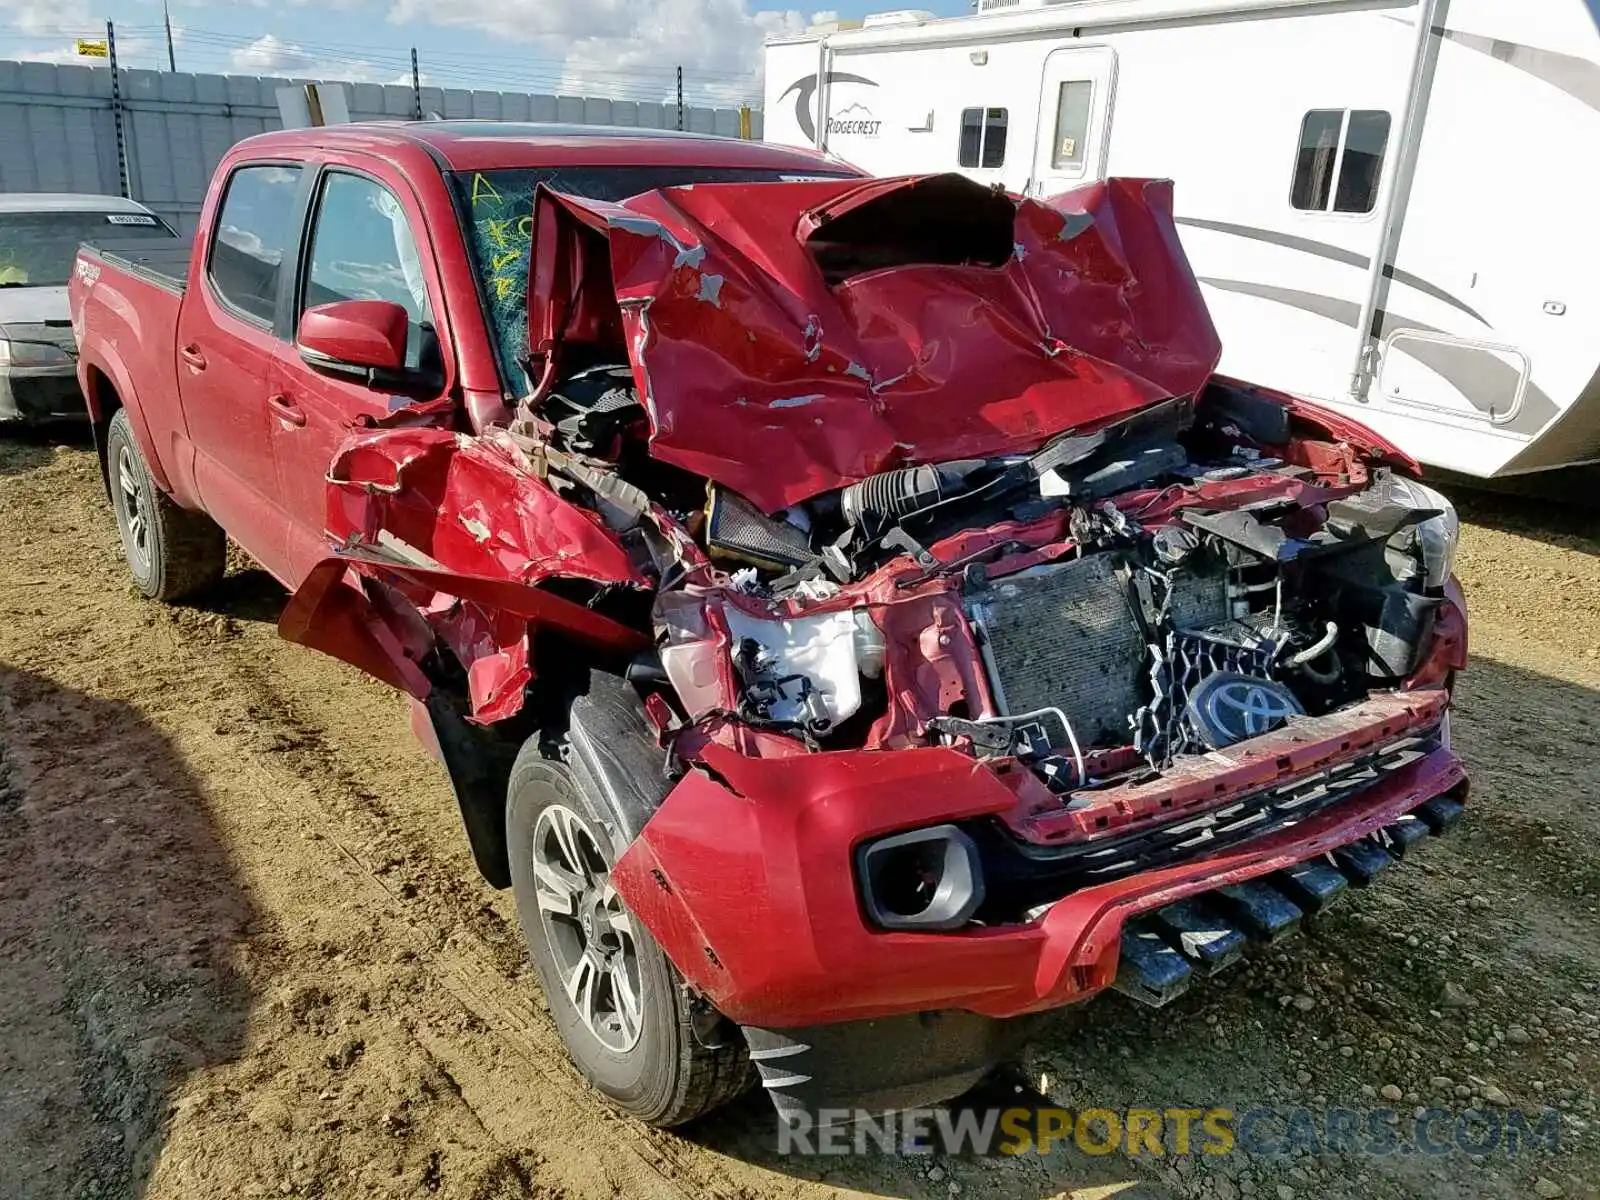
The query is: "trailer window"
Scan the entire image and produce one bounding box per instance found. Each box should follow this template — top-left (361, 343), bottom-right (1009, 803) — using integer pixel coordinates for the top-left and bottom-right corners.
top-left (1050, 81), bottom-right (1094, 171)
top-left (958, 108), bottom-right (1009, 169)
top-left (1336, 110), bottom-right (1391, 213)
top-left (1291, 109), bottom-right (1390, 214)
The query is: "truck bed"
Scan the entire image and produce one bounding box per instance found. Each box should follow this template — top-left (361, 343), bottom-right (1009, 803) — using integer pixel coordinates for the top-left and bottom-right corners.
top-left (70, 237), bottom-right (192, 471)
top-left (80, 237), bottom-right (193, 296)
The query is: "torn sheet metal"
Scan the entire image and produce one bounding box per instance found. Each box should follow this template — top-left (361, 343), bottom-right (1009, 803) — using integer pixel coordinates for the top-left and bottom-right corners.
top-left (283, 426), bottom-right (650, 723)
top-left (529, 173), bottom-right (1222, 514)
top-left (324, 427), bottom-right (648, 589)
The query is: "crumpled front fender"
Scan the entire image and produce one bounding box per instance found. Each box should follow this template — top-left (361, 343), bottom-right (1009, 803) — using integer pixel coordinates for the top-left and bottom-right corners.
top-left (280, 426), bottom-right (650, 722)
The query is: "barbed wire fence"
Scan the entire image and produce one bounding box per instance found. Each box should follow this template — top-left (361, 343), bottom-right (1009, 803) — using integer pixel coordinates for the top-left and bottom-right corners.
top-left (0, 19), bottom-right (768, 228)
top-left (0, 20), bottom-right (767, 115)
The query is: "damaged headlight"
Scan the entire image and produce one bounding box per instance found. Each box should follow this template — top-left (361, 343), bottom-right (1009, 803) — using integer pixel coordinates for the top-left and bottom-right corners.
top-left (1378, 475), bottom-right (1460, 592)
top-left (724, 607), bottom-right (884, 734)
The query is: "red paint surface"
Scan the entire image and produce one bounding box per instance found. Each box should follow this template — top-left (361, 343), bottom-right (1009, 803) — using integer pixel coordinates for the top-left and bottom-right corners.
top-left (292, 427), bottom-right (651, 721)
top-left (324, 427), bottom-right (647, 592)
top-left (612, 687), bottom-right (1464, 1027)
top-left (1210, 373), bottom-right (1419, 475)
top-left (297, 299), bottom-right (410, 371)
top-left (531, 174), bottom-right (1223, 513)
top-left (68, 123), bottom-right (851, 586)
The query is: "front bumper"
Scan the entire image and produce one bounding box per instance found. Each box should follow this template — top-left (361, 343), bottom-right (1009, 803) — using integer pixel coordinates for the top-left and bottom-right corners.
top-left (612, 688), bottom-right (1463, 1033)
top-left (0, 365), bottom-right (86, 423)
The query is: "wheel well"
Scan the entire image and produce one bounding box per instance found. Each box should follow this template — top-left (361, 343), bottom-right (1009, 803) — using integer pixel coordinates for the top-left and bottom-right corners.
top-left (429, 635), bottom-right (653, 889)
top-left (83, 366), bottom-right (122, 498)
top-left (424, 688), bottom-right (527, 889)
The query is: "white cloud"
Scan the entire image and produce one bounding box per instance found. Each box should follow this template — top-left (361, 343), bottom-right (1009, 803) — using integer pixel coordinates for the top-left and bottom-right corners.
top-left (228, 33), bottom-right (382, 82)
top-left (0, 0), bottom-right (92, 36)
top-left (387, 0), bottom-right (803, 105)
top-left (0, 5), bottom-right (176, 73)
top-left (3, 0), bottom-right (806, 105)
top-left (229, 33), bottom-right (312, 73)
top-left (13, 45), bottom-right (98, 64)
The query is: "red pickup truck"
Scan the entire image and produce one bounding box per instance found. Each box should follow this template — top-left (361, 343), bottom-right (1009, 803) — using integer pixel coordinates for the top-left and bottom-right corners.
top-left (71, 122), bottom-right (1469, 1128)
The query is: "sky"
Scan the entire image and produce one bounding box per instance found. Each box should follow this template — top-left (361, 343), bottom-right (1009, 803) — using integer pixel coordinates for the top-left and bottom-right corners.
top-left (0, 0), bottom-right (969, 107)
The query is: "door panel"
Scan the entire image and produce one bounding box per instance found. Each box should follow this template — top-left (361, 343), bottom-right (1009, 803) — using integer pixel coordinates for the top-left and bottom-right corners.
top-left (1030, 45), bottom-right (1118, 199)
top-left (179, 162), bottom-right (306, 582)
top-left (271, 166), bottom-right (453, 588)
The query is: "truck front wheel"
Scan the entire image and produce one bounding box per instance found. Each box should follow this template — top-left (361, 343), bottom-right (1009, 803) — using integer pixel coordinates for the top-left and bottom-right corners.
top-left (106, 409), bottom-right (225, 601)
top-left (505, 744), bottom-right (750, 1126)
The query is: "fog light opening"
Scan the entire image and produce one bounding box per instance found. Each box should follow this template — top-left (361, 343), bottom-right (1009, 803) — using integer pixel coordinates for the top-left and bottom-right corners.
top-left (858, 824), bottom-right (984, 931)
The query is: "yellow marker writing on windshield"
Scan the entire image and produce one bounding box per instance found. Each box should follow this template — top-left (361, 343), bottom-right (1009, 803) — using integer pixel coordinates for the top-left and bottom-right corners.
top-left (470, 173), bottom-right (502, 207)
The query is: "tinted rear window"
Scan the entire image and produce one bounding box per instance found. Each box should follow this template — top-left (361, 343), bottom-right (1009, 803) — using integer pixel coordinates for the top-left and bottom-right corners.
top-left (449, 165), bottom-right (855, 391)
top-left (0, 210), bottom-right (174, 288)
top-left (209, 164), bottom-right (304, 323)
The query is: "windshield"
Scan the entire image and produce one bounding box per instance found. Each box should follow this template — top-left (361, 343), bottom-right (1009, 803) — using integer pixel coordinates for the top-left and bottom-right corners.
top-left (0, 210), bottom-right (175, 288)
top-left (449, 166), bottom-right (855, 391)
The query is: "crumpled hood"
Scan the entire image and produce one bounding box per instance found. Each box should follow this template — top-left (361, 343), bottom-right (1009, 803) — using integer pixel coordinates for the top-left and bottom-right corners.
top-left (530, 173), bottom-right (1222, 514)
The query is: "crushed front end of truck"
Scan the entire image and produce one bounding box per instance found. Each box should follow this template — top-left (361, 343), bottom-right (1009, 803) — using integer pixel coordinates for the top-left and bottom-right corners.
top-left (283, 172), bottom-right (1469, 1117)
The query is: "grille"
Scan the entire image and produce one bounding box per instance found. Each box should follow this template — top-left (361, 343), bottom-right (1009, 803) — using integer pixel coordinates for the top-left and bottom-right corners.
top-left (971, 730), bottom-right (1442, 917)
top-left (1134, 628), bottom-right (1277, 766)
top-left (705, 486), bottom-right (814, 569)
top-left (35, 324), bottom-right (78, 355)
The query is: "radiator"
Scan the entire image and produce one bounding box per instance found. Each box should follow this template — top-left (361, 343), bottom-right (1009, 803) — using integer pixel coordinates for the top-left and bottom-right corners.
top-left (966, 554), bottom-right (1227, 749)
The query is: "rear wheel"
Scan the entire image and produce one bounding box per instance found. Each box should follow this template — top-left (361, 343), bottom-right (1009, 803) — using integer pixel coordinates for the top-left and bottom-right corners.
top-left (506, 742), bottom-right (749, 1126)
top-left (106, 409), bottom-right (225, 601)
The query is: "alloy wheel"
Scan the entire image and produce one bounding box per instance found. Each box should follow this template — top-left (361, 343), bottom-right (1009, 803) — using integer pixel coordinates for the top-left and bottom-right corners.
top-left (530, 802), bottom-right (645, 1053)
top-left (115, 444), bottom-right (150, 574)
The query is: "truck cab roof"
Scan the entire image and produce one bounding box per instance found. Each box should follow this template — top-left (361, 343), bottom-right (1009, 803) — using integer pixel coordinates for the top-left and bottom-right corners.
top-left (228, 121), bottom-right (852, 175)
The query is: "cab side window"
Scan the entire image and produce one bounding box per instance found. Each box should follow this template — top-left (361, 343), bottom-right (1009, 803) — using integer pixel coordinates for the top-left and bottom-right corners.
top-left (300, 171), bottom-right (435, 370)
top-left (209, 164), bottom-right (304, 323)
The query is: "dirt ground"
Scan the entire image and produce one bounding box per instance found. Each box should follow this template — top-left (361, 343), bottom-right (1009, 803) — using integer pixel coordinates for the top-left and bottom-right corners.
top-left (1, 430), bottom-right (1595, 1200)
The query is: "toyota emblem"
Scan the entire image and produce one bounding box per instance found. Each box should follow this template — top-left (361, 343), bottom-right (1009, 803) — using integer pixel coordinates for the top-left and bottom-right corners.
top-left (1186, 672), bottom-right (1304, 749)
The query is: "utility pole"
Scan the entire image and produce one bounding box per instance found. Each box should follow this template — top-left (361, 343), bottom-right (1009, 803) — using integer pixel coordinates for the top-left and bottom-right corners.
top-left (107, 20), bottom-right (130, 198)
top-left (676, 66), bottom-right (684, 131)
top-left (410, 47), bottom-right (422, 121)
top-left (162, 0), bottom-right (176, 71)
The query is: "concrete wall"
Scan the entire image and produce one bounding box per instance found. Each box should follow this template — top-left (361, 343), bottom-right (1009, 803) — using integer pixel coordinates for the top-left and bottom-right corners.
top-left (0, 60), bottom-right (763, 233)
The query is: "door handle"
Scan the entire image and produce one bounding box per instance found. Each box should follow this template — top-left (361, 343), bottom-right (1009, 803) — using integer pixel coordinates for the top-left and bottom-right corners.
top-left (180, 343), bottom-right (207, 371)
top-left (267, 392), bottom-right (306, 427)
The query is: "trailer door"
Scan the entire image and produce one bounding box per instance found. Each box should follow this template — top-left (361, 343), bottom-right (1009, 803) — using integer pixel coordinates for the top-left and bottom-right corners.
top-left (1029, 45), bottom-right (1118, 198)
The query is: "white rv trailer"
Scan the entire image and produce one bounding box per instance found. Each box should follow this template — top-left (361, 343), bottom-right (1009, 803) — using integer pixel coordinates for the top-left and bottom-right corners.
top-left (762, 0), bottom-right (1600, 480)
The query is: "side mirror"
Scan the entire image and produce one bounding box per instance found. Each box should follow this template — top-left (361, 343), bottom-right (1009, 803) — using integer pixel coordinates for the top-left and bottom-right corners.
top-left (297, 299), bottom-right (409, 381)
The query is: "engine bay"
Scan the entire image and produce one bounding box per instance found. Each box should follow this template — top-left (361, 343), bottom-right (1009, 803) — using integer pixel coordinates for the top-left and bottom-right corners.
top-left (516, 367), bottom-right (1460, 811)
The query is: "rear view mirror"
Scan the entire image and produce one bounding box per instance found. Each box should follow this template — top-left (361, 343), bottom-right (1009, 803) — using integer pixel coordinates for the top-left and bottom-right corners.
top-left (297, 299), bottom-right (409, 383)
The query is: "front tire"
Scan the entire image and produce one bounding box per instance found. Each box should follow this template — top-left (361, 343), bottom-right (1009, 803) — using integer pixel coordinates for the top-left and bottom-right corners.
top-left (106, 409), bottom-right (225, 601)
top-left (506, 743), bottom-right (749, 1126)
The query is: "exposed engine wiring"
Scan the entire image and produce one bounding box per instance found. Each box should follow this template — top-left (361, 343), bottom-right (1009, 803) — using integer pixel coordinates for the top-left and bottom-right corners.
top-left (973, 706), bottom-right (1086, 789)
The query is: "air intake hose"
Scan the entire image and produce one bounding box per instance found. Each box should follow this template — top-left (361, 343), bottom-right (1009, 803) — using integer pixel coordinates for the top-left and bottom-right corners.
top-left (841, 461), bottom-right (982, 536)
